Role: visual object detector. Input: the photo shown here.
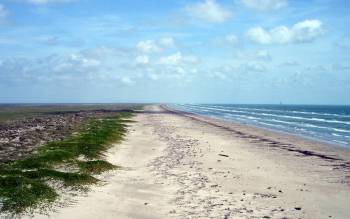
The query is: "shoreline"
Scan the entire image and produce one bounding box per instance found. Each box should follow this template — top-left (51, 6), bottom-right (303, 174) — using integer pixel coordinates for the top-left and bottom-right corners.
top-left (30, 104), bottom-right (350, 219)
top-left (162, 104), bottom-right (350, 163)
top-left (164, 104), bottom-right (350, 149)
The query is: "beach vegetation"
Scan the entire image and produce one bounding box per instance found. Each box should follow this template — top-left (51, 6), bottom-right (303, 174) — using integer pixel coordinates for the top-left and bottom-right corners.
top-left (0, 111), bottom-right (133, 215)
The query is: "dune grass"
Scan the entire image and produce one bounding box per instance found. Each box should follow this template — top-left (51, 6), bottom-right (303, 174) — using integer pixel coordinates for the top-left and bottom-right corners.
top-left (78, 160), bottom-right (118, 174)
top-left (0, 111), bottom-right (133, 215)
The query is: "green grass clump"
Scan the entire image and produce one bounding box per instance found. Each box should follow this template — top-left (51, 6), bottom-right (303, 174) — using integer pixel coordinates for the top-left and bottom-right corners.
top-left (12, 149), bottom-right (74, 169)
top-left (22, 169), bottom-right (98, 186)
top-left (78, 160), bottom-right (118, 174)
top-left (0, 112), bottom-right (133, 215)
top-left (0, 176), bottom-right (58, 214)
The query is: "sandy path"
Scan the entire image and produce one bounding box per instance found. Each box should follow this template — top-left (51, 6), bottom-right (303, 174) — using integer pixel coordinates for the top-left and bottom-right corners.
top-left (36, 105), bottom-right (350, 219)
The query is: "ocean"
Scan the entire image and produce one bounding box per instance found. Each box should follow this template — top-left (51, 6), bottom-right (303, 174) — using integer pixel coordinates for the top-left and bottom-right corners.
top-left (171, 104), bottom-right (350, 147)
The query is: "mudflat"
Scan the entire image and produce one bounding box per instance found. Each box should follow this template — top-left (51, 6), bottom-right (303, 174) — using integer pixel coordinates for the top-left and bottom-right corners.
top-left (36, 105), bottom-right (350, 219)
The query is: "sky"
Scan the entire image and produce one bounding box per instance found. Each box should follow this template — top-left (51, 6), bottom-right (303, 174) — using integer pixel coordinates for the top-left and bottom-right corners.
top-left (0, 0), bottom-right (349, 104)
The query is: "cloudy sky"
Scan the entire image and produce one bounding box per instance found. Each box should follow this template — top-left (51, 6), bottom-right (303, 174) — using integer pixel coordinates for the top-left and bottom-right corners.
top-left (0, 0), bottom-right (349, 104)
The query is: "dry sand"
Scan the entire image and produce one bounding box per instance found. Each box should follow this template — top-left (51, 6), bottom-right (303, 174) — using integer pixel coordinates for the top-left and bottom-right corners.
top-left (35, 105), bottom-right (350, 219)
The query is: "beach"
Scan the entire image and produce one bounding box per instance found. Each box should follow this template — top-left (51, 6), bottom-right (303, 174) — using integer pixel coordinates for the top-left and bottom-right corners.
top-left (36, 105), bottom-right (350, 219)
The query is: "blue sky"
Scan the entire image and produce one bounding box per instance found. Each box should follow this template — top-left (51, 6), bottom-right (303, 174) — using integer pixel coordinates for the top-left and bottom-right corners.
top-left (0, 0), bottom-right (349, 104)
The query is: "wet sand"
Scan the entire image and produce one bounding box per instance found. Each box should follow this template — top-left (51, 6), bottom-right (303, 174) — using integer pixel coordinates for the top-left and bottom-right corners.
top-left (35, 105), bottom-right (350, 219)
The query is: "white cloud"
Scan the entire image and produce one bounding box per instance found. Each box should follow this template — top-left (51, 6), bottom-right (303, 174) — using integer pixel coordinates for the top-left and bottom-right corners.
top-left (136, 51), bottom-right (200, 82)
top-left (69, 53), bottom-right (100, 68)
top-left (135, 55), bottom-right (149, 65)
top-left (120, 76), bottom-right (135, 86)
top-left (208, 62), bottom-right (270, 82)
top-left (246, 19), bottom-right (323, 44)
top-left (241, 0), bottom-right (288, 11)
top-left (159, 37), bottom-right (175, 47)
top-left (243, 62), bottom-right (267, 72)
top-left (136, 37), bottom-right (175, 53)
top-left (292, 19), bottom-right (324, 42)
top-left (23, 0), bottom-right (76, 5)
top-left (0, 45), bottom-right (199, 86)
top-left (159, 52), bottom-right (199, 65)
top-left (148, 73), bottom-right (159, 81)
top-left (0, 4), bottom-right (9, 21)
top-left (159, 52), bottom-right (183, 65)
top-left (53, 53), bottom-right (101, 73)
top-left (186, 0), bottom-right (232, 23)
top-left (211, 34), bottom-right (239, 47)
top-left (246, 27), bottom-right (272, 44)
top-left (237, 50), bottom-right (271, 62)
top-left (136, 40), bottom-right (162, 53)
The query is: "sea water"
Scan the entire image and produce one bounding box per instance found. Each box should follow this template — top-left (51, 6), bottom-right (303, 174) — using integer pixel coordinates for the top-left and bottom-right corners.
top-left (171, 104), bottom-right (350, 147)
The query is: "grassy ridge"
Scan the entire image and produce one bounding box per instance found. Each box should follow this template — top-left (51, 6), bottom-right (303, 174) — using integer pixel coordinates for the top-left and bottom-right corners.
top-left (0, 111), bottom-right (133, 214)
top-left (0, 103), bottom-right (141, 123)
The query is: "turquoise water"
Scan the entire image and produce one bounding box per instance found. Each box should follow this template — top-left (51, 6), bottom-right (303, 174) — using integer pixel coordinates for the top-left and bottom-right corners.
top-left (172, 104), bottom-right (350, 147)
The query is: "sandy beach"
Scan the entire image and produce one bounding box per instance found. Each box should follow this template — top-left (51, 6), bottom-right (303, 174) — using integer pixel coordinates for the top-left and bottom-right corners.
top-left (35, 105), bottom-right (350, 219)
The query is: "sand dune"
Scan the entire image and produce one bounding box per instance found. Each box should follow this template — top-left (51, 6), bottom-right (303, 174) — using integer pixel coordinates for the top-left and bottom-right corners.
top-left (36, 105), bottom-right (350, 219)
